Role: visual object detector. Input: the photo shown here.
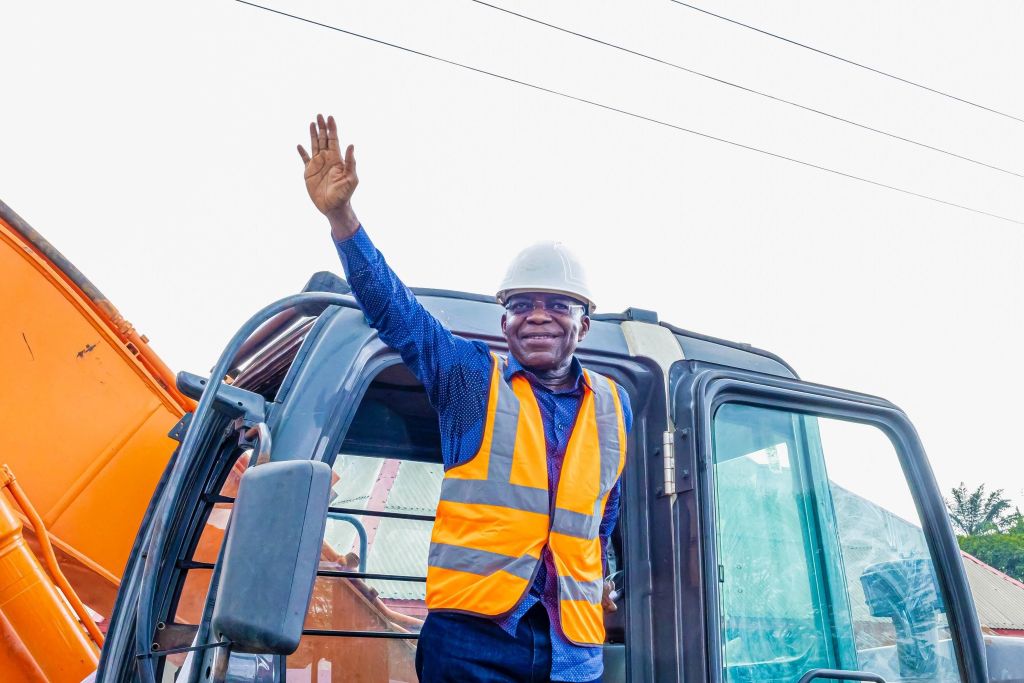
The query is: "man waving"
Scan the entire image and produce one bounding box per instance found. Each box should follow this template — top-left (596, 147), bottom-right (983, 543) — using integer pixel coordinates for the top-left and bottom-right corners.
top-left (299, 114), bottom-right (630, 683)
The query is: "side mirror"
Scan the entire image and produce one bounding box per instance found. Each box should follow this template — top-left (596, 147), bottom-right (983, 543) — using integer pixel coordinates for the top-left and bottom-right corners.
top-left (211, 460), bottom-right (332, 654)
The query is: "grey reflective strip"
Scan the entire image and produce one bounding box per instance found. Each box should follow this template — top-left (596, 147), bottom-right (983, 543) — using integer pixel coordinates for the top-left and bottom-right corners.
top-left (487, 355), bottom-right (520, 482)
top-left (558, 575), bottom-right (604, 604)
top-left (428, 542), bottom-right (537, 581)
top-left (588, 370), bottom-right (623, 500)
top-left (439, 478), bottom-right (548, 514)
top-left (548, 371), bottom-right (623, 540)
top-left (550, 507), bottom-right (596, 539)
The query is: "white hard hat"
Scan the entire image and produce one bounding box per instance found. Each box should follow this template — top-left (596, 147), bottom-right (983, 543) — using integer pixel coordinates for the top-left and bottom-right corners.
top-left (496, 241), bottom-right (596, 312)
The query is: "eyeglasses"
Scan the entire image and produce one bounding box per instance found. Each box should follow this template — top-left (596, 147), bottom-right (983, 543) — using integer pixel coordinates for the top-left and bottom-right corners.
top-left (504, 298), bottom-right (585, 317)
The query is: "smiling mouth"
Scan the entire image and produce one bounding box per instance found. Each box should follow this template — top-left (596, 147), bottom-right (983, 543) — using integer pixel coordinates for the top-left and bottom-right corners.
top-left (522, 334), bottom-right (560, 341)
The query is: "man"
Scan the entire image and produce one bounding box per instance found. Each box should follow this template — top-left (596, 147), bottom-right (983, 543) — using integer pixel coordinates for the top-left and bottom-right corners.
top-left (298, 114), bottom-right (631, 683)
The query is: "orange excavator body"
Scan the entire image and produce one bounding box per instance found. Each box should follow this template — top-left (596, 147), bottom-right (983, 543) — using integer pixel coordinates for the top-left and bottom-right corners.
top-left (1, 202), bottom-right (420, 681)
top-left (0, 200), bottom-right (194, 680)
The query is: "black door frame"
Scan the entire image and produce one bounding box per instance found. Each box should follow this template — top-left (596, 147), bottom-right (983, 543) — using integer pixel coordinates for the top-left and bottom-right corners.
top-left (670, 360), bottom-right (987, 683)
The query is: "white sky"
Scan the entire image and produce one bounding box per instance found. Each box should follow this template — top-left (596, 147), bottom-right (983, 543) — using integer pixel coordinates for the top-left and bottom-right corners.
top-left (3, 1), bottom-right (1022, 511)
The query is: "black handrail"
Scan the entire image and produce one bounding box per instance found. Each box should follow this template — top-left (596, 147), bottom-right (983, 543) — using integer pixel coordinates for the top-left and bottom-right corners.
top-left (796, 669), bottom-right (886, 683)
top-left (179, 561), bottom-right (426, 583)
top-left (199, 495), bottom-right (437, 522)
top-left (328, 505), bottom-right (435, 522)
top-left (302, 629), bottom-right (419, 639)
top-left (317, 569), bottom-right (426, 582)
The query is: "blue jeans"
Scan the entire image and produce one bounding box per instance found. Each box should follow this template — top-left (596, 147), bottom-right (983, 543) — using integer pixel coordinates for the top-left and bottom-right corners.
top-left (416, 603), bottom-right (600, 683)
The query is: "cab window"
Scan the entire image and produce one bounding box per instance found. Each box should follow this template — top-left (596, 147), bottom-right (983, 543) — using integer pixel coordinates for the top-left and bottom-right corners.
top-left (711, 403), bottom-right (961, 683)
top-left (287, 362), bottom-right (631, 682)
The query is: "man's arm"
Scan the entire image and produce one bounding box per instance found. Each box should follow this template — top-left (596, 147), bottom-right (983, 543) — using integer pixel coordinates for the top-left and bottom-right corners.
top-left (334, 226), bottom-right (488, 406)
top-left (298, 115), bottom-right (489, 415)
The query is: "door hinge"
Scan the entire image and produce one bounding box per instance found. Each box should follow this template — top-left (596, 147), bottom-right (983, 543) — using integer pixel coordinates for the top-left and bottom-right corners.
top-left (661, 429), bottom-right (678, 497)
top-left (660, 428), bottom-right (693, 497)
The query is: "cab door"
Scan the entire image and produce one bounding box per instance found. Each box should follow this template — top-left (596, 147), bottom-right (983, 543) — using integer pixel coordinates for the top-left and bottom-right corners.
top-left (670, 361), bottom-right (987, 683)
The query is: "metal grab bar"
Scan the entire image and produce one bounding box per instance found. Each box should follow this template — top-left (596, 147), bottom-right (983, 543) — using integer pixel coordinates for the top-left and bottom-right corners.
top-left (327, 512), bottom-right (368, 573)
top-left (797, 669), bottom-right (887, 683)
top-left (244, 422), bottom-right (272, 466)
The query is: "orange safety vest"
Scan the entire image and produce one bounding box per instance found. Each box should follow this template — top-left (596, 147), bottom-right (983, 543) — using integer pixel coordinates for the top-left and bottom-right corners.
top-left (426, 353), bottom-right (627, 645)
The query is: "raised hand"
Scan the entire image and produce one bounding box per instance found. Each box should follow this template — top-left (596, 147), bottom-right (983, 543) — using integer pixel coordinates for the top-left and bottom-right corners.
top-left (298, 114), bottom-right (360, 240)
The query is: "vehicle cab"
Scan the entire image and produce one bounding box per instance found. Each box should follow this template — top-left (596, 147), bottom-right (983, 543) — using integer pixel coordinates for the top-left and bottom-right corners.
top-left (97, 273), bottom-right (1004, 683)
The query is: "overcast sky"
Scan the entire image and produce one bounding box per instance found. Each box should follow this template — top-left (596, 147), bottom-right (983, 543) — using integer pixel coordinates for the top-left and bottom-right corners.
top-left (3, 1), bottom-right (1022, 514)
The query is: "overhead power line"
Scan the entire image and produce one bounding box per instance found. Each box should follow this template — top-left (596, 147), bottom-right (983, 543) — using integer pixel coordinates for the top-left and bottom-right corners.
top-left (235, 1), bottom-right (1024, 226)
top-left (667, 0), bottom-right (1024, 125)
top-left (470, 0), bottom-right (1024, 180)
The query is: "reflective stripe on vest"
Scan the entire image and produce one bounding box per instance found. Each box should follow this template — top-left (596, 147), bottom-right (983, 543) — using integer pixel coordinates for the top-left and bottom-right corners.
top-left (426, 354), bottom-right (627, 646)
top-left (550, 368), bottom-right (626, 645)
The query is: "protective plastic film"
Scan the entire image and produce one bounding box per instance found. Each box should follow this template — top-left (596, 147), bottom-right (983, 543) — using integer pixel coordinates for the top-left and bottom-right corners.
top-left (711, 404), bottom-right (961, 683)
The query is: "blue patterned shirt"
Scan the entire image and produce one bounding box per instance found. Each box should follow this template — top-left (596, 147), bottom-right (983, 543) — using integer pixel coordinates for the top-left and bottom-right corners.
top-left (335, 226), bottom-right (631, 682)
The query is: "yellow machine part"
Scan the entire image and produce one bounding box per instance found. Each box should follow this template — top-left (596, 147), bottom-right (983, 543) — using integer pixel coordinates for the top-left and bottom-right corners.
top-left (0, 202), bottom-right (194, 672)
top-left (0, 480), bottom-right (99, 682)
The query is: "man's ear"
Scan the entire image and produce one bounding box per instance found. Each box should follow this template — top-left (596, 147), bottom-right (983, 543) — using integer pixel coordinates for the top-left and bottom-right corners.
top-left (577, 315), bottom-right (591, 341)
top-left (501, 313), bottom-right (509, 337)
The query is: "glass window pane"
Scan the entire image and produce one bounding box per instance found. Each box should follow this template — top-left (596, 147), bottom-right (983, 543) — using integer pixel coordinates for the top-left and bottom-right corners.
top-left (312, 453), bottom-right (441, 636)
top-left (711, 403), bottom-right (962, 683)
top-left (289, 635), bottom-right (418, 683)
top-left (325, 453), bottom-right (440, 582)
top-left (712, 404), bottom-right (831, 681)
top-left (816, 418), bottom-right (959, 682)
top-left (305, 575), bottom-right (425, 634)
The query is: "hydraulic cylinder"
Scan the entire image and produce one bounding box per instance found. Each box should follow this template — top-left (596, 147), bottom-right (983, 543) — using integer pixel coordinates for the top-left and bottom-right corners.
top-left (0, 490), bottom-right (99, 682)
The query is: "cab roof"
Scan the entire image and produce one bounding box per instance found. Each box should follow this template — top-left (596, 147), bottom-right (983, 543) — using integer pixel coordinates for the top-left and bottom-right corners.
top-left (232, 271), bottom-right (797, 392)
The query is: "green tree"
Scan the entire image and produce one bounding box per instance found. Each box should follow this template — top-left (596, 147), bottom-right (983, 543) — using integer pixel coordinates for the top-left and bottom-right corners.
top-left (1008, 507), bottom-right (1024, 535)
top-left (946, 482), bottom-right (1014, 536)
top-left (958, 534), bottom-right (1024, 582)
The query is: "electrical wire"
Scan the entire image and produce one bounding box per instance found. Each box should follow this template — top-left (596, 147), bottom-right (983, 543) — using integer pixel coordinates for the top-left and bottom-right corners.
top-left (234, 0), bottom-right (1024, 226)
top-left (666, 0), bottom-right (1024, 125)
top-left (469, 0), bottom-right (1024, 180)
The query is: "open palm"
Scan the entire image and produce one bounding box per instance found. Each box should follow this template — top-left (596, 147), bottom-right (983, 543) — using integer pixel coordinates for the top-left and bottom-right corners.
top-left (298, 114), bottom-right (358, 219)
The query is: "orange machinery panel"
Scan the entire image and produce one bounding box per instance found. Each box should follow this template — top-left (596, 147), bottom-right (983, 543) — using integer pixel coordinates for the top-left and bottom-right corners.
top-left (0, 201), bottom-right (194, 624)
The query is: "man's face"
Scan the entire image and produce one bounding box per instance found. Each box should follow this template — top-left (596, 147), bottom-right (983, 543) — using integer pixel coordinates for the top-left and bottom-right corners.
top-left (501, 292), bottom-right (590, 373)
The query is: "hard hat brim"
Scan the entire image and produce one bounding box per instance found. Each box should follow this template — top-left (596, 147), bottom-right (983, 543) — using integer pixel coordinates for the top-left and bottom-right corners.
top-left (496, 287), bottom-right (595, 313)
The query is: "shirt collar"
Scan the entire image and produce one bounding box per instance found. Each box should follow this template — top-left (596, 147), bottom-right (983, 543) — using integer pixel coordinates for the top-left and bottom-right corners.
top-left (503, 354), bottom-right (591, 393)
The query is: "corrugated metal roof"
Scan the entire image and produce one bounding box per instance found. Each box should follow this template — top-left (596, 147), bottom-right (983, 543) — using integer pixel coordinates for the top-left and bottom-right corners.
top-left (962, 552), bottom-right (1024, 630)
top-left (371, 460), bottom-right (441, 599)
top-left (385, 459), bottom-right (443, 513)
top-left (330, 454), bottom-right (383, 508)
top-left (368, 518), bottom-right (431, 600)
top-left (326, 455), bottom-right (440, 601)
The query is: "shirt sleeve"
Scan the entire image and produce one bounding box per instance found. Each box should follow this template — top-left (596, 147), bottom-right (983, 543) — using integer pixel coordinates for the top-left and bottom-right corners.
top-left (334, 226), bottom-right (492, 429)
top-left (600, 385), bottom-right (633, 576)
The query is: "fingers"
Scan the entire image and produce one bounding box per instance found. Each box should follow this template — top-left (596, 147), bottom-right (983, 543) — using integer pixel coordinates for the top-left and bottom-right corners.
top-left (345, 144), bottom-right (356, 172)
top-left (309, 121), bottom-right (319, 156)
top-left (327, 115), bottom-right (339, 152)
top-left (316, 114), bottom-right (328, 155)
top-left (305, 114), bottom-right (349, 163)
